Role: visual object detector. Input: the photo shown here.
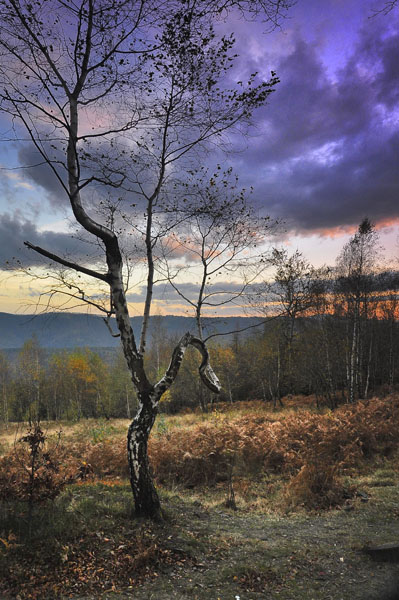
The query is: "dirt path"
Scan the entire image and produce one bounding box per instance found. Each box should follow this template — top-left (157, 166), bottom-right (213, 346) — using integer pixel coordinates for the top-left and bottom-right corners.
top-left (99, 486), bottom-right (399, 600)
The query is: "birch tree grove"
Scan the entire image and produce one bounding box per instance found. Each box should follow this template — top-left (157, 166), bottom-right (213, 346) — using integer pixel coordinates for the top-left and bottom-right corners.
top-left (0, 0), bottom-right (292, 518)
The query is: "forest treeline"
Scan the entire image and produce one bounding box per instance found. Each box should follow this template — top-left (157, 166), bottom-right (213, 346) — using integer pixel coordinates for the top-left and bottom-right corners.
top-left (0, 219), bottom-right (398, 423)
top-left (0, 283), bottom-right (398, 422)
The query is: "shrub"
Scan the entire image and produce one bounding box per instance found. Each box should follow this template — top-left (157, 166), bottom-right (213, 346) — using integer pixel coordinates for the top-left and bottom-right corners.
top-left (149, 422), bottom-right (241, 486)
top-left (284, 462), bottom-right (347, 509)
top-left (0, 423), bottom-right (78, 508)
top-left (1, 396), bottom-right (397, 510)
top-left (83, 439), bottom-right (129, 479)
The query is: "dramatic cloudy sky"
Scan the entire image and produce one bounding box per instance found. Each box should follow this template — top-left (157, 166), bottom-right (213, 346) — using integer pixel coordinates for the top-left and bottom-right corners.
top-left (0, 0), bottom-right (398, 314)
top-left (220, 0), bottom-right (399, 262)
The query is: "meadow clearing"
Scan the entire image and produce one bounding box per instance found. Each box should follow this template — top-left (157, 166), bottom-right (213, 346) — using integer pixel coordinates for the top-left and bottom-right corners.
top-left (0, 396), bottom-right (399, 599)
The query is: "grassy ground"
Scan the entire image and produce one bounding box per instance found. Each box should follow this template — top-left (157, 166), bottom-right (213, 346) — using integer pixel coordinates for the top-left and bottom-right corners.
top-left (1, 401), bottom-right (399, 599)
top-left (1, 478), bottom-right (398, 599)
top-left (0, 418), bottom-right (131, 455)
top-left (0, 396), bottom-right (320, 454)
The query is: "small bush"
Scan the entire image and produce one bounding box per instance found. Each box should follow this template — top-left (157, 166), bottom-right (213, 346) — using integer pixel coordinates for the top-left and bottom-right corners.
top-left (0, 424), bottom-right (78, 506)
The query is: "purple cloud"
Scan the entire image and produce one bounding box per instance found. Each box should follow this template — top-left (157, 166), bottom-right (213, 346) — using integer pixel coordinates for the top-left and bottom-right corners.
top-left (229, 14), bottom-right (399, 234)
top-left (9, 3), bottom-right (399, 240)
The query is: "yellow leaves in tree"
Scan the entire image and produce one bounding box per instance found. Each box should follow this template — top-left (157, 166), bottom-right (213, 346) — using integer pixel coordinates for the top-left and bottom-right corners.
top-left (68, 355), bottom-right (96, 385)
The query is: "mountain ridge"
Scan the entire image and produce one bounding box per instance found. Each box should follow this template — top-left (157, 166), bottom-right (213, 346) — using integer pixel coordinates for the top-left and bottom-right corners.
top-left (0, 312), bottom-right (262, 349)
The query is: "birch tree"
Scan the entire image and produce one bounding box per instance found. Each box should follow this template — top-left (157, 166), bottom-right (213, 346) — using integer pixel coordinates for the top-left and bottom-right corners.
top-left (0, 0), bottom-right (291, 518)
top-left (0, 352), bottom-right (11, 428)
top-left (335, 219), bottom-right (379, 402)
top-left (15, 336), bottom-right (44, 422)
top-left (160, 168), bottom-right (273, 339)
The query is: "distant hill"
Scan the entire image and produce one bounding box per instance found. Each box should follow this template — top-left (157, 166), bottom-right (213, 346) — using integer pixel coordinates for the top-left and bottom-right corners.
top-left (0, 312), bottom-right (263, 350)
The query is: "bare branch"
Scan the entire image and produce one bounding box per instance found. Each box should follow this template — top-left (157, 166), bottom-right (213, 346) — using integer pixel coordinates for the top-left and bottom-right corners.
top-left (371, 0), bottom-right (398, 15)
top-left (204, 314), bottom-right (283, 343)
top-left (24, 241), bottom-right (109, 283)
top-left (154, 332), bottom-right (221, 397)
top-left (103, 316), bottom-right (120, 338)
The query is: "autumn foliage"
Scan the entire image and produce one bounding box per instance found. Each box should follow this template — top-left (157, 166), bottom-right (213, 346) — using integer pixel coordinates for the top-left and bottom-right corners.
top-left (149, 396), bottom-right (399, 508)
top-left (1, 396), bottom-right (398, 511)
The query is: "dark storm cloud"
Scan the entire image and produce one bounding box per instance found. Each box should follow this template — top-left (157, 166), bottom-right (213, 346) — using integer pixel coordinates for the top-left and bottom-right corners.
top-left (0, 213), bottom-right (98, 267)
top-left (233, 18), bottom-right (399, 234)
top-left (17, 145), bottom-right (68, 203)
top-left (14, 12), bottom-right (399, 236)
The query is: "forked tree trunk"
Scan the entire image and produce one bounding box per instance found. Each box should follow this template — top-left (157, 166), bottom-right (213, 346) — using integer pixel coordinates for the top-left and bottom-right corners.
top-left (125, 333), bottom-right (220, 518)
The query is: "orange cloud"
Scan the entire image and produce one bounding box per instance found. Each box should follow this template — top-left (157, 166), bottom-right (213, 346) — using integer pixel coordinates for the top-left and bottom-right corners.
top-left (301, 217), bottom-right (399, 240)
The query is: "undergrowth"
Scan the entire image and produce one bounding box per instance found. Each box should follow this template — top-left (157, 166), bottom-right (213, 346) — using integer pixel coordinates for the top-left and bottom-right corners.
top-left (149, 396), bottom-right (399, 508)
top-left (1, 396), bottom-right (398, 513)
top-left (0, 482), bottom-right (190, 599)
top-left (0, 396), bottom-right (399, 598)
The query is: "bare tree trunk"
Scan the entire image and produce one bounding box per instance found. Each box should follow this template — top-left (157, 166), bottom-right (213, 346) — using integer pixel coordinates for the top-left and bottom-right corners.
top-left (345, 318), bottom-right (350, 399)
top-left (275, 343), bottom-right (281, 409)
top-left (321, 322), bottom-right (334, 401)
top-left (268, 380), bottom-right (274, 403)
top-left (77, 392), bottom-right (82, 421)
top-left (195, 301), bottom-right (208, 412)
top-left (127, 332), bottom-right (219, 518)
top-left (357, 315), bottom-right (362, 397)
top-left (261, 380), bottom-right (267, 402)
top-left (389, 318), bottom-right (395, 390)
top-left (227, 375), bottom-right (233, 403)
top-left (364, 336), bottom-right (372, 399)
top-left (197, 384), bottom-right (208, 413)
top-left (2, 382), bottom-right (8, 430)
top-left (54, 388), bottom-right (60, 422)
top-left (127, 391), bottom-right (162, 519)
top-left (287, 316), bottom-right (295, 394)
top-left (349, 315), bottom-right (358, 403)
